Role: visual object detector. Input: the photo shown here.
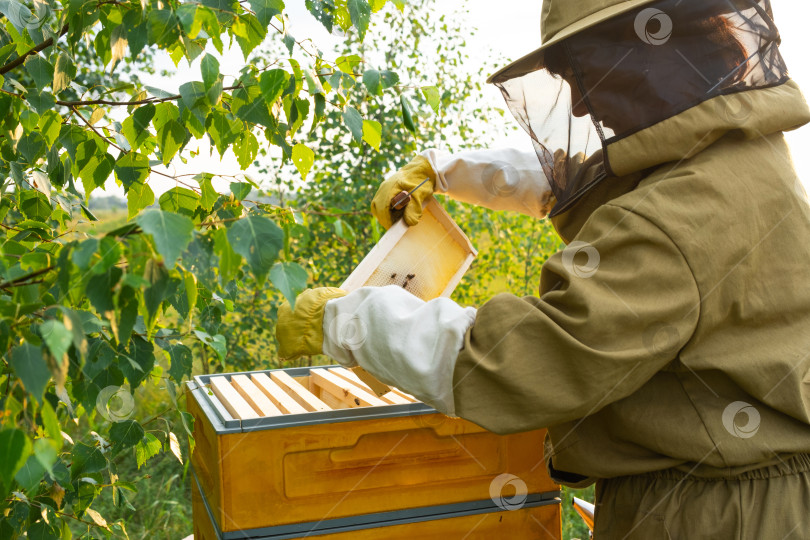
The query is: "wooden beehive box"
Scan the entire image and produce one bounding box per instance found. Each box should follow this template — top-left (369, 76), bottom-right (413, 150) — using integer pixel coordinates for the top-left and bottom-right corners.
top-left (187, 366), bottom-right (562, 539)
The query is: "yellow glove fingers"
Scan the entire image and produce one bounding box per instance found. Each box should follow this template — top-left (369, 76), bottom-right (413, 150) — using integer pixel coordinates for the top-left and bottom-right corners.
top-left (371, 197), bottom-right (394, 230)
top-left (370, 155), bottom-right (437, 228)
top-left (275, 287), bottom-right (347, 360)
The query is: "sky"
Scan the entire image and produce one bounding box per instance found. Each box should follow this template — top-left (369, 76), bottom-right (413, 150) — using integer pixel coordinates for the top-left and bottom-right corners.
top-left (132, 0), bottom-right (810, 197)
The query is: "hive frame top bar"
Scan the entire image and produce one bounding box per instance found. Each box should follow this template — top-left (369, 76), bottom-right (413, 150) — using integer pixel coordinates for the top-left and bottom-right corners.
top-left (190, 366), bottom-right (435, 435)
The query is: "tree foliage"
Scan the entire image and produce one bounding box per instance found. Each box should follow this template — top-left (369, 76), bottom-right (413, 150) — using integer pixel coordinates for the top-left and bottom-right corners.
top-left (0, 0), bottom-right (562, 537)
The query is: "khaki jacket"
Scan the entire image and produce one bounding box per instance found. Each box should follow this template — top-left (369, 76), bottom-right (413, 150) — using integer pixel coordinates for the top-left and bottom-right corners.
top-left (452, 80), bottom-right (810, 484)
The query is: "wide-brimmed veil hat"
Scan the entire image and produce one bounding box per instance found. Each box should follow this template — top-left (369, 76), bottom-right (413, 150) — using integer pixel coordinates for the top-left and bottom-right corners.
top-left (487, 0), bottom-right (788, 216)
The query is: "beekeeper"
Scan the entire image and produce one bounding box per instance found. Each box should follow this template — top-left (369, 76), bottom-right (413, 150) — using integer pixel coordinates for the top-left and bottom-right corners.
top-left (276, 0), bottom-right (810, 536)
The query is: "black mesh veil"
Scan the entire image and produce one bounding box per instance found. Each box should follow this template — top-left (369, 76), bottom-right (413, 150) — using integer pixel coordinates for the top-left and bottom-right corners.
top-left (492, 0), bottom-right (789, 216)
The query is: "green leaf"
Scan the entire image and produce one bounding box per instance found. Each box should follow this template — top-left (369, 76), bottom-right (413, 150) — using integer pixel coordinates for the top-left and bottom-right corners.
top-left (179, 81), bottom-right (211, 124)
top-left (362, 69), bottom-right (383, 96)
top-left (233, 131), bottom-right (258, 169)
top-left (19, 190), bottom-right (51, 221)
top-left (347, 0), bottom-right (371, 40)
top-left (134, 433), bottom-right (161, 469)
top-left (259, 69), bottom-right (289, 104)
top-left (147, 9), bottom-right (181, 48)
top-left (158, 186), bottom-right (200, 217)
top-left (270, 262), bottom-right (308, 308)
top-left (199, 174), bottom-right (219, 210)
top-left (33, 438), bottom-right (58, 475)
top-left (370, 0), bottom-right (386, 11)
top-left (86, 266), bottom-right (122, 314)
top-left (71, 442), bottom-right (106, 481)
top-left (305, 0), bottom-right (334, 32)
top-left (230, 182), bottom-right (251, 201)
top-left (9, 344), bottom-right (50, 403)
top-left (122, 104), bottom-right (155, 151)
top-left (109, 421), bottom-right (144, 457)
top-left (40, 401), bottom-right (62, 447)
top-left (136, 209), bottom-right (194, 268)
top-left (235, 96), bottom-right (275, 128)
top-left (72, 239), bottom-right (99, 269)
top-left (0, 428), bottom-right (31, 498)
top-left (226, 215), bottom-right (283, 281)
top-left (250, 0), bottom-right (284, 26)
top-left (206, 109), bottom-right (241, 156)
top-left (165, 342), bottom-right (193, 384)
top-left (193, 331), bottom-right (227, 362)
top-left (157, 119), bottom-right (186, 166)
top-left (40, 320), bottom-right (73, 364)
top-left (213, 227), bottom-right (241, 284)
top-left (343, 106), bottom-right (363, 143)
top-left (362, 119), bottom-right (381, 150)
top-left (17, 132), bottom-right (46, 163)
top-left (114, 152), bottom-right (150, 191)
top-left (291, 143), bottom-right (314, 180)
top-left (25, 55), bottom-right (54, 90)
top-left (400, 94), bottom-right (416, 133)
top-left (333, 218), bottom-right (356, 242)
top-left (123, 336), bottom-right (155, 389)
top-left (127, 182), bottom-right (155, 220)
top-left (232, 14), bottom-right (267, 60)
top-left (421, 85), bottom-right (440, 112)
top-left (26, 91), bottom-right (56, 115)
top-left (52, 53), bottom-right (75, 95)
top-left (78, 152), bottom-right (115, 197)
top-left (200, 53), bottom-right (219, 89)
top-left (39, 110), bottom-right (63, 147)
top-left (143, 259), bottom-right (169, 325)
top-left (336, 54), bottom-right (361, 75)
top-left (14, 454), bottom-right (46, 493)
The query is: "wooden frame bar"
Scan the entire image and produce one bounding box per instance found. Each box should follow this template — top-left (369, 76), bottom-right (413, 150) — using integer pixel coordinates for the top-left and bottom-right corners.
top-left (230, 374), bottom-right (283, 417)
top-left (209, 377), bottom-right (259, 420)
top-left (269, 371), bottom-right (331, 412)
top-left (328, 368), bottom-right (412, 405)
top-left (251, 373), bottom-right (308, 415)
top-left (310, 369), bottom-right (388, 408)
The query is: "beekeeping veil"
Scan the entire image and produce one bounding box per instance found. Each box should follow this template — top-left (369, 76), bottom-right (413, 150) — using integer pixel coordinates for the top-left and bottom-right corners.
top-left (488, 0), bottom-right (788, 216)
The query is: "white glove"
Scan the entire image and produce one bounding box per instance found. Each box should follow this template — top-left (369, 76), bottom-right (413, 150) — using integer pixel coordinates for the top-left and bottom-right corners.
top-left (322, 286), bottom-right (477, 416)
top-left (421, 147), bottom-right (554, 219)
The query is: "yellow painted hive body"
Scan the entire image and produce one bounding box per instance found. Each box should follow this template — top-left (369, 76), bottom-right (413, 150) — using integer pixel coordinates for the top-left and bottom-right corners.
top-left (187, 367), bottom-right (562, 538)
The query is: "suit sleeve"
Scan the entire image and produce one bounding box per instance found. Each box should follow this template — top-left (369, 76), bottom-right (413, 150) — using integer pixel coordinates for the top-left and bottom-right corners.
top-left (421, 147), bottom-right (555, 219)
top-left (452, 203), bottom-right (701, 434)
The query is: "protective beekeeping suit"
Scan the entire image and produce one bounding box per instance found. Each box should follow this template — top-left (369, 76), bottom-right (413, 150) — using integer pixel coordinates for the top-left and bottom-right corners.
top-left (277, 0), bottom-right (810, 535)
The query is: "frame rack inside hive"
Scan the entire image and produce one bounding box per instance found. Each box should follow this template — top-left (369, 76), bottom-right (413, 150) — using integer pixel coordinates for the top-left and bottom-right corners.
top-left (192, 366), bottom-right (432, 433)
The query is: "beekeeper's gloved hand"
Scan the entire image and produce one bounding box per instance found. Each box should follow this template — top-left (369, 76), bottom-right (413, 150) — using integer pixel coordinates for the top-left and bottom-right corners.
top-left (371, 156), bottom-right (437, 229)
top-left (276, 287), bottom-right (347, 360)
